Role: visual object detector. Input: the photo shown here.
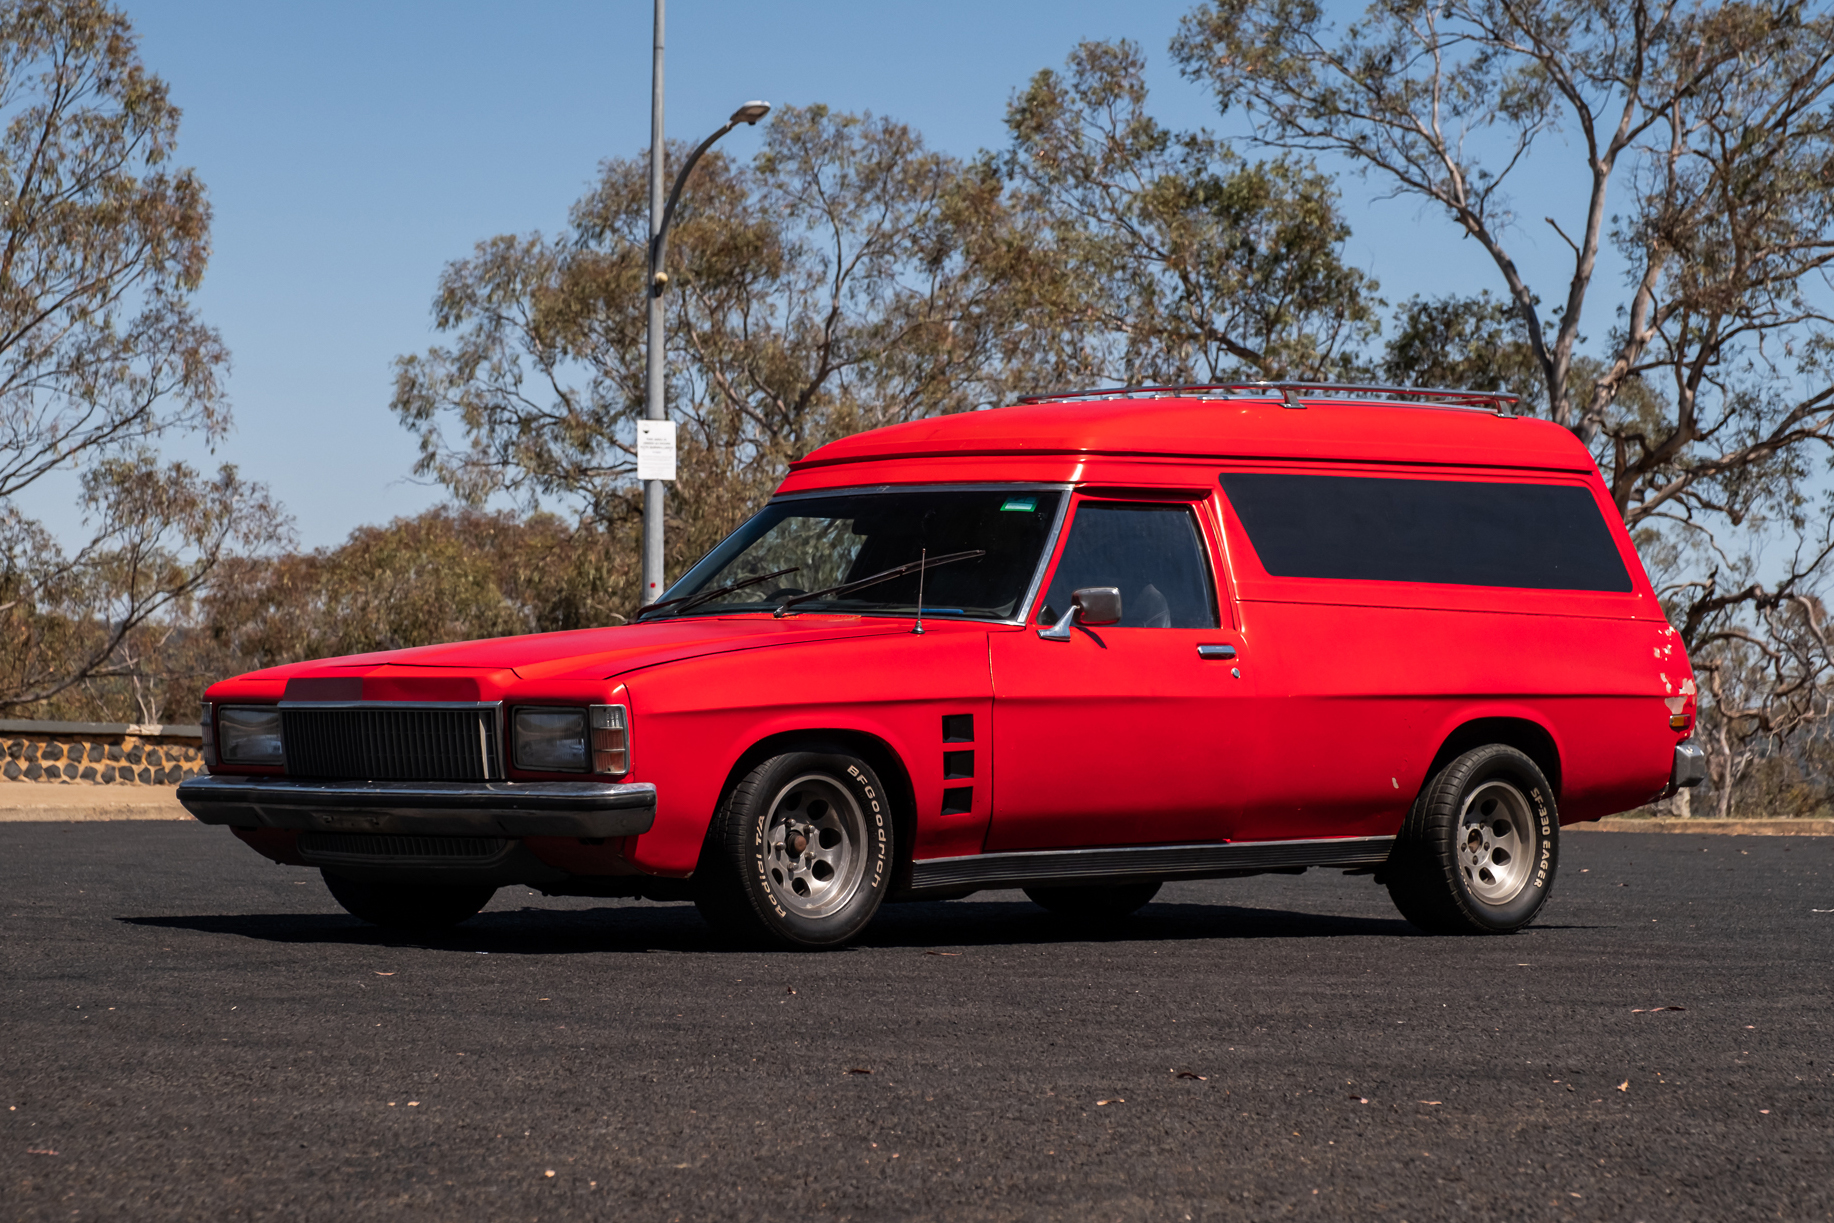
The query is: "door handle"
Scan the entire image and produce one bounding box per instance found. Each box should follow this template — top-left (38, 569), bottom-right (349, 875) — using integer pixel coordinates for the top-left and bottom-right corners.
top-left (1197, 644), bottom-right (1237, 661)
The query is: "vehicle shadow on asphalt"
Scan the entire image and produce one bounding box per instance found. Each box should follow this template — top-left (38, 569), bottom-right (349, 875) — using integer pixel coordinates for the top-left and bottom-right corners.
top-left (120, 897), bottom-right (1421, 954)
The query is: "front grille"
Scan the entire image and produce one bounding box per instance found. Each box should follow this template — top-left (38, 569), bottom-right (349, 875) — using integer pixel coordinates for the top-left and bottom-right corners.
top-left (298, 832), bottom-right (511, 860)
top-left (281, 706), bottom-right (503, 780)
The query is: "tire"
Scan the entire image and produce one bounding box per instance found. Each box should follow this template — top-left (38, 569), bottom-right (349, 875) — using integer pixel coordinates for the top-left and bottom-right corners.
top-left (322, 871), bottom-right (497, 932)
top-left (1385, 744), bottom-right (1558, 934)
top-left (693, 748), bottom-right (893, 949)
top-left (1024, 880), bottom-right (1162, 919)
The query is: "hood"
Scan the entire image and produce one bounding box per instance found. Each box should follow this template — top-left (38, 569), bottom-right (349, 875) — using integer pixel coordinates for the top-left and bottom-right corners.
top-left (215, 615), bottom-right (910, 700)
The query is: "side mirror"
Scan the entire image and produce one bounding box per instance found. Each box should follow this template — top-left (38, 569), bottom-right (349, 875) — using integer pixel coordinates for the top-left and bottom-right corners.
top-left (1038, 586), bottom-right (1122, 640)
top-left (1072, 586), bottom-right (1122, 626)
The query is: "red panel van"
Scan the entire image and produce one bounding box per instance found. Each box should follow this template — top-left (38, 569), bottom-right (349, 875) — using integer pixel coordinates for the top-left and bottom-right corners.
top-left (180, 384), bottom-right (1706, 947)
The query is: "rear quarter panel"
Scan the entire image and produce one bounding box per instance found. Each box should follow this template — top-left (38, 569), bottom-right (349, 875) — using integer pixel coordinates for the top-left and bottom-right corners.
top-left (1216, 462), bottom-right (1686, 836)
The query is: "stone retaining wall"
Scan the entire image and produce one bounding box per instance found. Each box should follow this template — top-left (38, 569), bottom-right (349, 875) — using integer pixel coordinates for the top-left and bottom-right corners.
top-left (0, 720), bottom-right (203, 786)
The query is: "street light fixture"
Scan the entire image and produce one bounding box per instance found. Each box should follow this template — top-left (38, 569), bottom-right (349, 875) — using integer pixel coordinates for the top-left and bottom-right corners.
top-left (638, 0), bottom-right (770, 607)
top-left (649, 101), bottom-right (771, 294)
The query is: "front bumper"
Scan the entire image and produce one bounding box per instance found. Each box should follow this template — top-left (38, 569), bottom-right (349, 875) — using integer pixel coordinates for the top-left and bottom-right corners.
top-left (176, 775), bottom-right (657, 838)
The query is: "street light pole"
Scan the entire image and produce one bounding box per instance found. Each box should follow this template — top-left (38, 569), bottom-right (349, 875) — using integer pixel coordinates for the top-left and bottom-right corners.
top-left (639, 0), bottom-right (769, 606)
top-left (642, 0), bottom-right (668, 608)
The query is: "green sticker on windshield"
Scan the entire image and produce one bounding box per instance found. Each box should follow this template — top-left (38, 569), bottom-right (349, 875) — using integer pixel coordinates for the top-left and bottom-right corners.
top-left (1000, 496), bottom-right (1037, 512)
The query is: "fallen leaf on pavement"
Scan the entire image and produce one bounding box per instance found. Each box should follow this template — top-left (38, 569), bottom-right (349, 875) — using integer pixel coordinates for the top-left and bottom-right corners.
top-left (1350, 1096), bottom-right (1369, 1104)
top-left (1418, 1100), bottom-right (1441, 1106)
top-left (26, 1148), bottom-right (56, 1156)
top-left (786, 987), bottom-right (797, 995)
top-left (1174, 1071), bottom-right (1207, 1080)
top-left (1618, 1080), bottom-right (1630, 1092)
top-left (924, 951), bottom-right (960, 957)
top-left (846, 1068), bottom-right (872, 1075)
top-left (1630, 1006), bottom-right (1686, 1012)
top-left (374, 972), bottom-right (395, 977)
top-left (1096, 1099), bottom-right (1124, 1106)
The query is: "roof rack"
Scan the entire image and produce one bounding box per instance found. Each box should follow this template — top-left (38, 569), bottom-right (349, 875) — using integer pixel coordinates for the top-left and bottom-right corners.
top-left (1014, 381), bottom-right (1521, 416)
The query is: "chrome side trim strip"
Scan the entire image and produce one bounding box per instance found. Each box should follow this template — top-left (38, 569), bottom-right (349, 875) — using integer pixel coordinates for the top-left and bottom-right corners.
top-left (178, 775), bottom-right (656, 839)
top-left (907, 835), bottom-right (1395, 892)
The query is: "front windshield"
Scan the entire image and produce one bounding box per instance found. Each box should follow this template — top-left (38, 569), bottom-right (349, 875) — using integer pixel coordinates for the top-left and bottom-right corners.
top-left (652, 488), bottom-right (1065, 620)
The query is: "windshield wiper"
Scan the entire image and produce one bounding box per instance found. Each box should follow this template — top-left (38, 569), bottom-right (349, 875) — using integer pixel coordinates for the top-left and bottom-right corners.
top-left (772, 550), bottom-right (986, 618)
top-left (636, 567), bottom-right (800, 620)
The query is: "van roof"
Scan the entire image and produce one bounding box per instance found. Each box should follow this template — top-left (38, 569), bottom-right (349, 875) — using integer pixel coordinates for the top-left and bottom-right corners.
top-left (790, 390), bottom-right (1597, 475)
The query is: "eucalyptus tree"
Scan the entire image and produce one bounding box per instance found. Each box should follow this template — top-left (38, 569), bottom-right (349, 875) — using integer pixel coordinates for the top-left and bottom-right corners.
top-left (1174, 0), bottom-right (1834, 809)
top-left (999, 39), bottom-right (1378, 386)
top-left (0, 0), bottom-right (283, 717)
top-left (391, 105), bottom-right (1037, 605)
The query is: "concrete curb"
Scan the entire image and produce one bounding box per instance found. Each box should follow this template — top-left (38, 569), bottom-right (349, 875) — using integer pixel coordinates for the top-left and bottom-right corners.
top-left (0, 787), bottom-right (191, 822)
top-left (1570, 817), bottom-right (1834, 836)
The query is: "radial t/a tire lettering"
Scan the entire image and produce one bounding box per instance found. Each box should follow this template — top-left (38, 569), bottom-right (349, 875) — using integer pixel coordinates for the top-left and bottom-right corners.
top-left (693, 748), bottom-right (893, 949)
top-left (321, 871), bottom-right (497, 932)
top-left (1385, 744), bottom-right (1558, 935)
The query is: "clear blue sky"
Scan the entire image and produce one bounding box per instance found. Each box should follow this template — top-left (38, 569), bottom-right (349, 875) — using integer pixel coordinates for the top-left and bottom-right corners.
top-left (27, 0), bottom-right (1578, 550)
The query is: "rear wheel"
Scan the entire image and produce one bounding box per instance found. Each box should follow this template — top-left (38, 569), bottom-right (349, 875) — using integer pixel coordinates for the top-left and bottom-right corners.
top-left (1024, 880), bottom-right (1161, 919)
top-left (1385, 744), bottom-right (1557, 934)
top-left (322, 871), bottom-right (496, 932)
top-left (694, 748), bottom-right (893, 949)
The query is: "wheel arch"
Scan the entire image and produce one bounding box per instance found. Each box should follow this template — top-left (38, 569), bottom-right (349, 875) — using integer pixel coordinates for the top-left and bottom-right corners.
top-left (1426, 716), bottom-right (1563, 798)
top-left (700, 728), bottom-right (918, 881)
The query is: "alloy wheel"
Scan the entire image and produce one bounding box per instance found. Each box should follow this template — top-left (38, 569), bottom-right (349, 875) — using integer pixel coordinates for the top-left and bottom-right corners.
top-left (761, 772), bottom-right (869, 919)
top-left (1458, 779), bottom-right (1537, 905)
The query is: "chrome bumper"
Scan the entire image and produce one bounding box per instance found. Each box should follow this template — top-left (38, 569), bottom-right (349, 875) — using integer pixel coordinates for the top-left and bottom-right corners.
top-left (1660, 741), bottom-right (1708, 799)
top-left (176, 774), bottom-right (656, 838)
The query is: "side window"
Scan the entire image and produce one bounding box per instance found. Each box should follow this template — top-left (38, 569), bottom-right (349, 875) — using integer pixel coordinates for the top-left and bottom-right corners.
top-left (1039, 503), bottom-right (1219, 629)
top-left (1218, 472), bottom-right (1632, 592)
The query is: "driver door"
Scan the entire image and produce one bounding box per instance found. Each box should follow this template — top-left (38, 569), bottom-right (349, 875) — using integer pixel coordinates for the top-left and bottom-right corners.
top-left (986, 497), bottom-right (1249, 851)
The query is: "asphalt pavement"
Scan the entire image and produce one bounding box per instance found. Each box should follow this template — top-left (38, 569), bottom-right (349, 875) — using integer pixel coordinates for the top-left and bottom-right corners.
top-left (2, 821), bottom-right (1830, 1222)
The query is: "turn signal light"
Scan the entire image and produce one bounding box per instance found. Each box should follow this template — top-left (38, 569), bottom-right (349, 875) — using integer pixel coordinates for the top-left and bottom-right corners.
top-left (591, 705), bottom-right (629, 775)
top-left (1670, 714), bottom-right (1690, 731)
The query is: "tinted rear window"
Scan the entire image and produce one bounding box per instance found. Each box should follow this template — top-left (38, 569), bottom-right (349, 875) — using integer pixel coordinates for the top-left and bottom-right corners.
top-left (1218, 473), bottom-right (1632, 592)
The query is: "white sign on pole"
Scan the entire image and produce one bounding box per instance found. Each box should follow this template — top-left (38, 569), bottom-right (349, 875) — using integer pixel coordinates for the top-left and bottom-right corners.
top-left (636, 419), bottom-right (677, 482)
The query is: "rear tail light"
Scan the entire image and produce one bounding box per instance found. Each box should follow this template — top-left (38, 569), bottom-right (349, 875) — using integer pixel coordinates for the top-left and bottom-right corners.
top-left (591, 705), bottom-right (629, 775)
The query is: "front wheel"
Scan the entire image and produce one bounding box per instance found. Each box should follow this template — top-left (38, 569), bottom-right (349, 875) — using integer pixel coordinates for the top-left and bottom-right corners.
top-left (694, 748), bottom-right (893, 949)
top-left (322, 871), bottom-right (497, 932)
top-left (1385, 744), bottom-right (1557, 934)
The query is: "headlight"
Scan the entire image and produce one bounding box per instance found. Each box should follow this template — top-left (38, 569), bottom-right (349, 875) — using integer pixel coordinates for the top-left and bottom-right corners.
top-left (512, 705), bottom-right (628, 775)
top-left (218, 706), bottom-right (284, 765)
